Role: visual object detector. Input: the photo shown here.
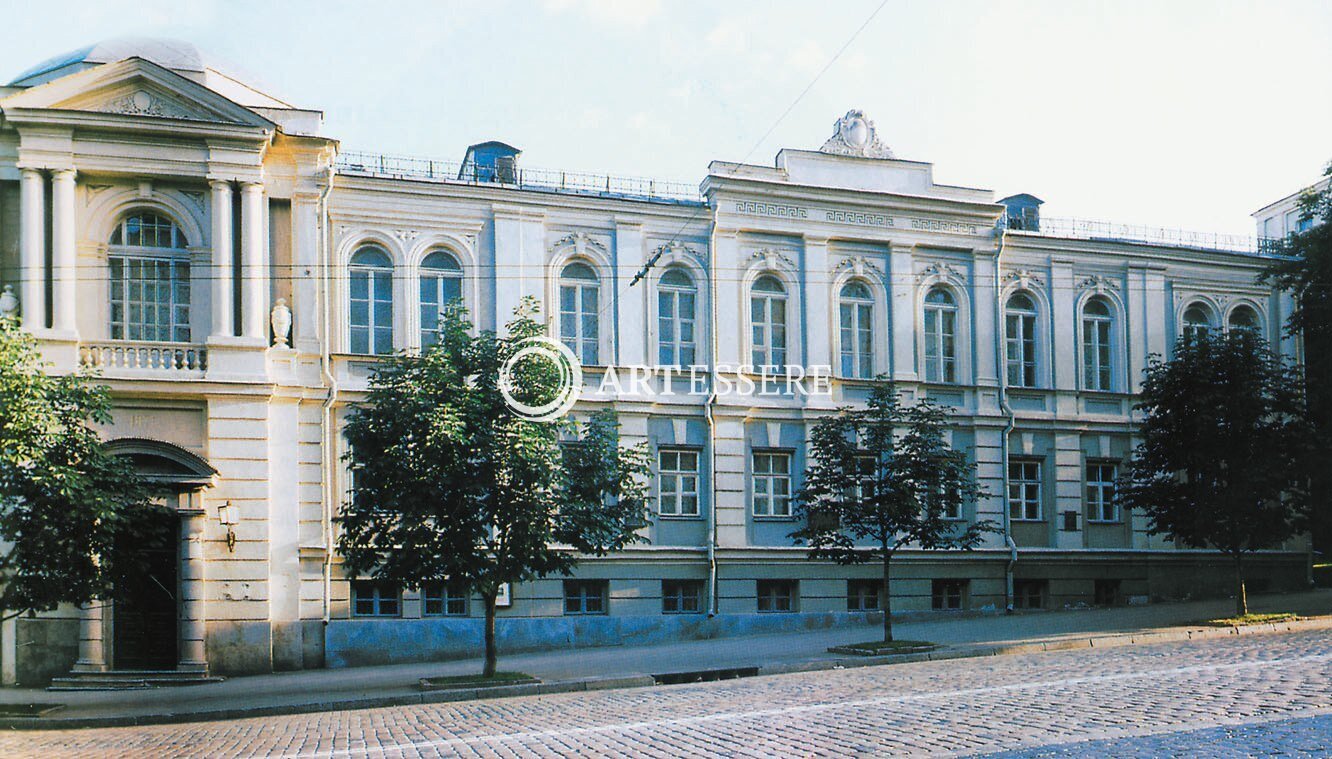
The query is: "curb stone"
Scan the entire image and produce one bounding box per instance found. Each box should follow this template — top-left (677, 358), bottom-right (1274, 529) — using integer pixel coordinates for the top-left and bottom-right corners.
top-left (4, 616), bottom-right (1329, 731)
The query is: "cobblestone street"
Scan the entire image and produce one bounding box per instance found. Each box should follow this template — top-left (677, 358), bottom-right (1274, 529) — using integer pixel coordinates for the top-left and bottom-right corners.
top-left (4, 628), bottom-right (1330, 757)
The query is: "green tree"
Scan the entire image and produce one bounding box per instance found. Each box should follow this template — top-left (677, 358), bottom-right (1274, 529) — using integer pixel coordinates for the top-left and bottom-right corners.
top-left (1261, 161), bottom-right (1332, 553)
top-left (1118, 331), bottom-right (1313, 616)
top-left (792, 382), bottom-right (991, 642)
top-left (0, 315), bottom-right (153, 621)
top-left (337, 300), bottom-right (651, 677)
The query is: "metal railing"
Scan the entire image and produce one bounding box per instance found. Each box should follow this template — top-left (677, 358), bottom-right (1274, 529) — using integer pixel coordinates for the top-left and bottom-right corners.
top-left (336, 150), bottom-right (703, 204)
top-left (79, 341), bottom-right (208, 375)
top-left (1009, 216), bottom-right (1279, 255)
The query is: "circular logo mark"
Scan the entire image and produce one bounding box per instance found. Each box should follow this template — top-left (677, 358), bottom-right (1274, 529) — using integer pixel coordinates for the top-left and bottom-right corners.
top-left (498, 336), bottom-right (582, 422)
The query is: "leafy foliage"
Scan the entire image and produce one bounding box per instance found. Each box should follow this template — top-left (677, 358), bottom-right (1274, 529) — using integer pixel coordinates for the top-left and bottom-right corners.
top-left (1118, 330), bottom-right (1314, 615)
top-left (792, 382), bottom-right (991, 640)
top-left (337, 299), bottom-right (651, 674)
top-left (1261, 161), bottom-right (1332, 551)
top-left (0, 315), bottom-right (153, 619)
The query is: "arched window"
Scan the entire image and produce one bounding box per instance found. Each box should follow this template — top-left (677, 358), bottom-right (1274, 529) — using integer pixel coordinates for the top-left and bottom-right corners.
top-left (1227, 305), bottom-right (1260, 335)
top-left (419, 250), bottom-right (463, 347)
top-left (560, 261), bottom-right (600, 364)
top-left (657, 267), bottom-right (697, 366)
top-left (838, 280), bottom-right (874, 379)
top-left (750, 275), bottom-right (787, 371)
top-left (108, 211), bottom-right (191, 342)
top-left (1082, 298), bottom-right (1114, 391)
top-left (349, 246), bottom-right (394, 355)
top-left (923, 287), bottom-right (958, 383)
top-left (1005, 293), bottom-right (1039, 388)
top-left (1182, 303), bottom-right (1213, 343)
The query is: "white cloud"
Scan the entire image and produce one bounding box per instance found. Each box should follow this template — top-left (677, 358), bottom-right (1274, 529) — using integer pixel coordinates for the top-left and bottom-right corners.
top-left (706, 18), bottom-right (748, 52)
top-left (544, 0), bottom-right (662, 28)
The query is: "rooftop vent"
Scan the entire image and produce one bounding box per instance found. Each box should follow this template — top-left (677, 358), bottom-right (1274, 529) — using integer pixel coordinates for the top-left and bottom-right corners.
top-left (460, 141), bottom-right (521, 184)
top-left (1000, 193), bottom-right (1044, 232)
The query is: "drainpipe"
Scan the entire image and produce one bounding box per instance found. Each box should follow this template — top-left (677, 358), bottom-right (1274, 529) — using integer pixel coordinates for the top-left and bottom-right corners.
top-left (317, 163), bottom-right (338, 629)
top-left (994, 219), bottom-right (1018, 613)
top-left (704, 219), bottom-right (720, 616)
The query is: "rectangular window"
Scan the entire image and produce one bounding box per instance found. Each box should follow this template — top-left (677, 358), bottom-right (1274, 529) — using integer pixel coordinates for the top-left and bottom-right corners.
top-left (1013, 579), bottom-right (1047, 610)
top-left (1005, 313), bottom-right (1037, 387)
top-left (661, 580), bottom-right (704, 614)
top-left (757, 580), bottom-right (797, 613)
top-left (422, 581), bottom-right (469, 616)
top-left (847, 579), bottom-right (880, 611)
top-left (930, 480), bottom-right (965, 521)
top-left (932, 579), bottom-right (967, 610)
top-left (839, 301), bottom-right (873, 378)
top-left (563, 580), bottom-right (608, 615)
top-left (752, 451), bottom-right (793, 518)
top-left (351, 580), bottom-right (401, 617)
top-left (420, 274), bottom-right (462, 347)
top-left (560, 282), bottom-right (599, 365)
top-left (658, 447), bottom-right (701, 517)
top-left (1086, 463), bottom-right (1119, 523)
top-left (751, 293), bottom-right (787, 370)
top-left (924, 306), bottom-right (957, 383)
top-left (109, 255), bottom-right (192, 342)
top-left (1082, 316), bottom-right (1112, 391)
top-left (1008, 459), bottom-right (1043, 521)
top-left (657, 287), bottom-right (697, 366)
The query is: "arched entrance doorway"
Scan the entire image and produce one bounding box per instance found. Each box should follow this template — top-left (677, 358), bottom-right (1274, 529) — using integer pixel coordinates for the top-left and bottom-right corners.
top-left (67, 438), bottom-right (216, 679)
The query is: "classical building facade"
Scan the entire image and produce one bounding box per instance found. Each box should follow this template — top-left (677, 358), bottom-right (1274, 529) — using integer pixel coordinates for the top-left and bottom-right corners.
top-left (0, 39), bottom-right (1310, 684)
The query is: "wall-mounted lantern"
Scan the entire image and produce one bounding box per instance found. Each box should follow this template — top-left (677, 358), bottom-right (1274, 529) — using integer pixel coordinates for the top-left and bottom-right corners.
top-left (218, 501), bottom-right (238, 552)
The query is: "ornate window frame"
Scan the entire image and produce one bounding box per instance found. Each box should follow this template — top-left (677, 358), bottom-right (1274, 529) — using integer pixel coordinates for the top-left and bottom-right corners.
top-left (916, 262), bottom-right (971, 385)
top-left (829, 257), bottom-right (888, 380)
top-left (645, 242), bottom-right (709, 369)
top-left (1075, 285), bottom-right (1127, 393)
top-left (742, 249), bottom-right (802, 374)
top-left (547, 232), bottom-right (614, 367)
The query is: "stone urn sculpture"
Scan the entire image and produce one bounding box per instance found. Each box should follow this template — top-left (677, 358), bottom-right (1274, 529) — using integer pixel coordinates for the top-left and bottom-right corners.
top-left (0, 285), bottom-right (17, 319)
top-left (270, 298), bottom-right (292, 347)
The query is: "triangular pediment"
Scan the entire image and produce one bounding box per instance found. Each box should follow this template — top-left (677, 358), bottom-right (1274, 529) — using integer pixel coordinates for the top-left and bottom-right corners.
top-left (0, 57), bottom-right (274, 130)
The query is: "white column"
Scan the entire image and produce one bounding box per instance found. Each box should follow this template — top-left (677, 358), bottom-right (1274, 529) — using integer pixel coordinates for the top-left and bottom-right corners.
top-left (802, 235), bottom-right (831, 369)
top-left (71, 600), bottom-right (108, 673)
top-left (178, 506), bottom-right (208, 673)
top-left (614, 220), bottom-right (645, 367)
top-left (18, 168), bottom-right (45, 331)
top-left (290, 192), bottom-right (320, 351)
top-left (210, 180), bottom-right (234, 339)
top-left (888, 244), bottom-right (918, 382)
top-left (50, 169), bottom-right (77, 335)
top-left (240, 182), bottom-right (268, 342)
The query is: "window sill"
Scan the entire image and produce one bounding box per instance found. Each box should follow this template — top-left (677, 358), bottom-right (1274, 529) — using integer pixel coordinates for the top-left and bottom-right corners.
top-left (1086, 520), bottom-right (1123, 525)
top-left (658, 514), bottom-right (705, 521)
top-left (1010, 517), bottom-right (1046, 523)
top-left (662, 610), bottom-right (705, 615)
top-left (752, 515), bottom-right (797, 522)
top-left (757, 609), bottom-right (798, 614)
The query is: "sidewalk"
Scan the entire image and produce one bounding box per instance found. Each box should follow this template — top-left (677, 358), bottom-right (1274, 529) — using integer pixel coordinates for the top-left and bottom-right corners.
top-left (4, 589), bottom-right (1329, 728)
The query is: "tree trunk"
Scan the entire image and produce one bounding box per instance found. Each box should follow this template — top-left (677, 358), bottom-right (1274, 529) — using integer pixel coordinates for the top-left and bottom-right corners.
top-left (1233, 553), bottom-right (1248, 618)
top-left (482, 591), bottom-right (498, 678)
top-left (881, 552), bottom-right (893, 643)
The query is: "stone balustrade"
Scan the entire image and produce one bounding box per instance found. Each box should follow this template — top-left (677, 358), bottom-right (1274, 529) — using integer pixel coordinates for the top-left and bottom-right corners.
top-left (78, 341), bottom-right (208, 376)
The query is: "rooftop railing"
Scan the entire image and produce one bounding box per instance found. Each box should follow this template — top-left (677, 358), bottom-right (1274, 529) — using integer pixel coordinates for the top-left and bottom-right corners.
top-left (1010, 216), bottom-right (1282, 256)
top-left (336, 150), bottom-right (703, 205)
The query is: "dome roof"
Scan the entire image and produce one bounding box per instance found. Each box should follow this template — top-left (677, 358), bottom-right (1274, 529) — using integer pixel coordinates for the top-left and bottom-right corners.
top-left (8, 36), bottom-right (296, 110)
top-left (11, 37), bottom-right (219, 85)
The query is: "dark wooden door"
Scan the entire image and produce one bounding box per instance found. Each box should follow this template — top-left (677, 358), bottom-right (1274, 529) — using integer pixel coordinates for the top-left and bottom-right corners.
top-left (113, 511), bottom-right (179, 670)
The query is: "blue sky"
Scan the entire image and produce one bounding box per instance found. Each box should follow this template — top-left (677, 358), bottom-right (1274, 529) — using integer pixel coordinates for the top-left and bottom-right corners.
top-left (3, 0), bottom-right (1329, 235)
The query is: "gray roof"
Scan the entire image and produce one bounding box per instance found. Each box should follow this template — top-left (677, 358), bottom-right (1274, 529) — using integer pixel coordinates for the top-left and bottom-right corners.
top-left (12, 36), bottom-right (243, 86)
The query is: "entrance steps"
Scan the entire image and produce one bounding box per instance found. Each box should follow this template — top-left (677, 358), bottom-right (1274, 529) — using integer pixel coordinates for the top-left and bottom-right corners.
top-left (48, 670), bottom-right (225, 691)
